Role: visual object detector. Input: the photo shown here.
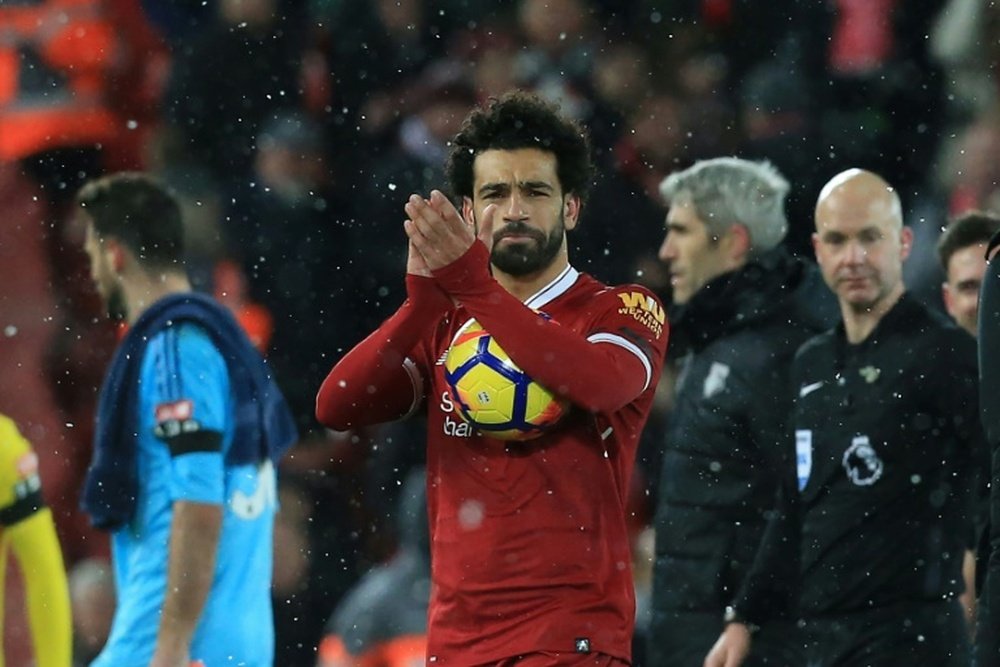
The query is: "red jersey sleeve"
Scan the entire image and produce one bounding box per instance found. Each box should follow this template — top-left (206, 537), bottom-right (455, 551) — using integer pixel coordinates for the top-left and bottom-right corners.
top-left (431, 242), bottom-right (669, 413)
top-left (315, 276), bottom-right (451, 430)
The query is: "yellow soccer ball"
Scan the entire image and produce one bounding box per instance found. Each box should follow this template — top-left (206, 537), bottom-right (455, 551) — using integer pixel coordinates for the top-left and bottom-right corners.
top-left (444, 318), bottom-right (568, 440)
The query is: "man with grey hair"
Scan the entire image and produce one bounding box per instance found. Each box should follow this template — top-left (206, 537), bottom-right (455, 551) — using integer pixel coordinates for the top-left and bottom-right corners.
top-left (649, 157), bottom-right (836, 665)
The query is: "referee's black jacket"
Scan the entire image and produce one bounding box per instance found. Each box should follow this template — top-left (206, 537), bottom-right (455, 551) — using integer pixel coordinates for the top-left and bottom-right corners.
top-left (651, 249), bottom-right (836, 620)
top-left (736, 292), bottom-right (985, 624)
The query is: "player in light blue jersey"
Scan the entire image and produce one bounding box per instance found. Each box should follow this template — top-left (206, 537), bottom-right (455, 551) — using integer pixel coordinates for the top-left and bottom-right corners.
top-left (78, 173), bottom-right (297, 667)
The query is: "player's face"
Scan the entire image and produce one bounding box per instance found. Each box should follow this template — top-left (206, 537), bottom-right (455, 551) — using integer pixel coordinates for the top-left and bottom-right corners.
top-left (82, 220), bottom-right (125, 320)
top-left (467, 148), bottom-right (579, 277)
top-left (943, 242), bottom-right (987, 336)
top-left (658, 200), bottom-right (731, 304)
top-left (813, 195), bottom-right (911, 313)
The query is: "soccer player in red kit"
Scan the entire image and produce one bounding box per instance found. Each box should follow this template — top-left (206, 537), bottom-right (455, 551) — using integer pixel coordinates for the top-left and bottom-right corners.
top-left (316, 92), bottom-right (668, 666)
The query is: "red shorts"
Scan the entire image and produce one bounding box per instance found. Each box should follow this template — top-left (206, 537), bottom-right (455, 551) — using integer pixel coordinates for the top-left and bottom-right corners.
top-left (484, 652), bottom-right (629, 667)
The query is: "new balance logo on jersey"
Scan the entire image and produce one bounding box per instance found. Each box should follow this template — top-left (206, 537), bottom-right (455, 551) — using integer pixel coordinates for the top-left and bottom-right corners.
top-left (574, 638), bottom-right (591, 654)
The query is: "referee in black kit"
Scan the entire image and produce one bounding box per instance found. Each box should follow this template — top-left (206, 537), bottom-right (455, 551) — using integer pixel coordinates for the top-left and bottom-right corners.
top-left (707, 168), bottom-right (986, 667)
top-left (976, 230), bottom-right (1000, 667)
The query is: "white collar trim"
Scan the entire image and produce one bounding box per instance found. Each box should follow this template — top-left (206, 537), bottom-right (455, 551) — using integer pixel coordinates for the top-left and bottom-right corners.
top-left (524, 264), bottom-right (580, 309)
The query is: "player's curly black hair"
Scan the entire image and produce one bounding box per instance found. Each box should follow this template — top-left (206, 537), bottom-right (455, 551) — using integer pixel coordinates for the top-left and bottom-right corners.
top-left (446, 91), bottom-right (595, 206)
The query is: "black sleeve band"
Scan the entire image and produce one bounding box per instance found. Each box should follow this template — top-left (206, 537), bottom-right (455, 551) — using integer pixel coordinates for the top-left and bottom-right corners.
top-left (165, 430), bottom-right (223, 457)
top-left (0, 489), bottom-right (44, 526)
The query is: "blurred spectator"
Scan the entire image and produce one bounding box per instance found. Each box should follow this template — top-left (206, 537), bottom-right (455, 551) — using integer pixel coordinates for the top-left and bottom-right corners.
top-left (589, 41), bottom-right (655, 164)
top-left (579, 93), bottom-right (686, 285)
top-left (900, 195), bottom-right (951, 314)
top-left (798, 0), bottom-right (949, 200)
top-left (226, 111), bottom-right (358, 434)
top-left (311, 0), bottom-right (460, 174)
top-left (272, 478), bottom-right (335, 667)
top-left (141, 0), bottom-right (217, 45)
top-left (104, 0), bottom-right (172, 170)
top-left (919, 110), bottom-right (1000, 310)
top-left (356, 420), bottom-right (428, 565)
top-left (454, 25), bottom-right (521, 100)
top-left (931, 0), bottom-right (1000, 122)
top-left (945, 110), bottom-right (1000, 215)
top-left (317, 467), bottom-right (430, 667)
top-left (938, 211), bottom-right (1000, 336)
top-left (164, 0), bottom-right (305, 180)
top-left (358, 62), bottom-right (479, 328)
top-left (671, 52), bottom-right (739, 163)
top-left (737, 60), bottom-right (823, 257)
top-left (69, 558), bottom-right (116, 667)
top-left (173, 169), bottom-right (229, 291)
top-left (514, 0), bottom-right (597, 118)
top-left (213, 259), bottom-right (275, 355)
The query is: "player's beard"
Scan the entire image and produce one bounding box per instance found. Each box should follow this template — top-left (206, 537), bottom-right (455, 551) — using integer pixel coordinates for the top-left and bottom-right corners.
top-left (489, 214), bottom-right (565, 277)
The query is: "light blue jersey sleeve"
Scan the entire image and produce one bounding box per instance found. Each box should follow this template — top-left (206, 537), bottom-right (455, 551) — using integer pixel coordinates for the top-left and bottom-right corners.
top-left (143, 324), bottom-right (231, 505)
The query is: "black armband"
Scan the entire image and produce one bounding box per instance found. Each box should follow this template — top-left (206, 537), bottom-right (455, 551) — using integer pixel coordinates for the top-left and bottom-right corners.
top-left (0, 488), bottom-right (44, 526)
top-left (161, 429), bottom-right (223, 457)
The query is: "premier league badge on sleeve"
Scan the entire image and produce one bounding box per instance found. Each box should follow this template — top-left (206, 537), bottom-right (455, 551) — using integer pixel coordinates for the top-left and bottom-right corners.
top-left (795, 429), bottom-right (812, 491)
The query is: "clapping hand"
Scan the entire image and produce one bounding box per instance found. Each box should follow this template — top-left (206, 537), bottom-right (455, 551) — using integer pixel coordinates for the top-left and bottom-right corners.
top-left (404, 190), bottom-right (497, 271)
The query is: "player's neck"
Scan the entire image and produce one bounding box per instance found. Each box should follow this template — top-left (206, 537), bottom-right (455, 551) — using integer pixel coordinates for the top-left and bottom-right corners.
top-left (841, 284), bottom-right (904, 344)
top-left (122, 269), bottom-right (192, 324)
top-left (493, 255), bottom-right (571, 302)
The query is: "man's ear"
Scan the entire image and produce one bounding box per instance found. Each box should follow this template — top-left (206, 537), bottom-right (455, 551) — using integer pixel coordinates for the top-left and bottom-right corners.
top-left (942, 282), bottom-right (956, 318)
top-left (725, 223), bottom-right (751, 264)
top-left (900, 226), bottom-right (914, 261)
top-left (107, 239), bottom-right (127, 274)
top-left (563, 194), bottom-right (581, 231)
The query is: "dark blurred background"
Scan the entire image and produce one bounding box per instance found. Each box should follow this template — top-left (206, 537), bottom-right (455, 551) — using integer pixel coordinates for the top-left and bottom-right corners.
top-left (1, 0), bottom-right (995, 664)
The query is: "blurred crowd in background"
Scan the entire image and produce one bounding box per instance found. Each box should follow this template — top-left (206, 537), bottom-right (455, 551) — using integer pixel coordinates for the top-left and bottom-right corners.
top-left (2, 0), bottom-right (999, 664)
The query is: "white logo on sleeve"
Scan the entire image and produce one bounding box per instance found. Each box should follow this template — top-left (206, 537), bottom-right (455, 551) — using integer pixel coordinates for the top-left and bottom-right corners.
top-left (703, 362), bottom-right (730, 398)
top-left (795, 430), bottom-right (812, 491)
top-left (843, 435), bottom-right (884, 486)
top-left (230, 460), bottom-right (277, 520)
top-left (799, 380), bottom-right (824, 398)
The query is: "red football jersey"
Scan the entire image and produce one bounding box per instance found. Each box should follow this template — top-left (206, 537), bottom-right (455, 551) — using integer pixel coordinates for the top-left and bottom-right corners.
top-left (408, 265), bottom-right (667, 664)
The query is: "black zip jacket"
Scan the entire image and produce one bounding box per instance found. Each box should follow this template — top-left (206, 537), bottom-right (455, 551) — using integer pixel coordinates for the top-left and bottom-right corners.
top-left (737, 293), bottom-right (983, 622)
top-left (651, 249), bottom-right (836, 618)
